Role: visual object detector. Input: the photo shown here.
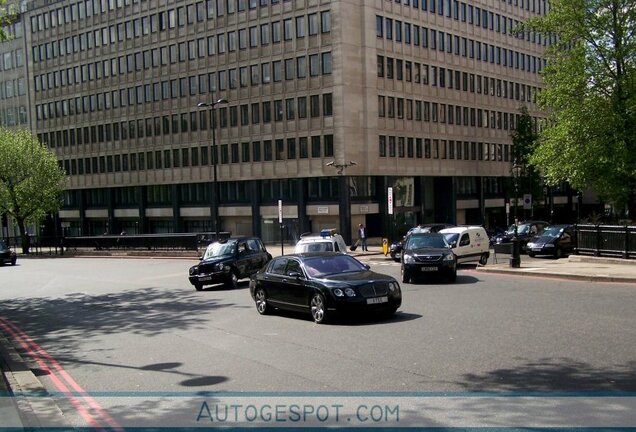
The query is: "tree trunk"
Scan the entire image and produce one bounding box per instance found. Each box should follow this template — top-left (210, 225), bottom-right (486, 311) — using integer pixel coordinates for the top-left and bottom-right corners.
top-left (17, 218), bottom-right (30, 254)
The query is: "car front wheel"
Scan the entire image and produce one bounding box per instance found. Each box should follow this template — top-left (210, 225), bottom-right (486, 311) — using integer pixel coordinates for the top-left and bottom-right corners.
top-left (310, 293), bottom-right (329, 324)
top-left (254, 288), bottom-right (271, 315)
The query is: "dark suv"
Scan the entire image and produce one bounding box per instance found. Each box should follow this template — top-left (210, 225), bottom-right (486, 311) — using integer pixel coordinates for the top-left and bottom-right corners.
top-left (188, 237), bottom-right (272, 290)
top-left (401, 233), bottom-right (457, 283)
top-left (389, 223), bottom-right (455, 262)
top-left (0, 241), bottom-right (17, 266)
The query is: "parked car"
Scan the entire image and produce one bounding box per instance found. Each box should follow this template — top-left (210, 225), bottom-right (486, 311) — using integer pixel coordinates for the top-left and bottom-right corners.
top-left (401, 232), bottom-right (457, 283)
top-left (389, 223), bottom-right (456, 262)
top-left (493, 220), bottom-right (550, 253)
top-left (188, 237), bottom-right (272, 291)
top-left (294, 229), bottom-right (348, 254)
top-left (526, 224), bottom-right (574, 258)
top-left (249, 252), bottom-right (402, 324)
top-left (0, 241), bottom-right (17, 266)
top-left (439, 226), bottom-right (490, 265)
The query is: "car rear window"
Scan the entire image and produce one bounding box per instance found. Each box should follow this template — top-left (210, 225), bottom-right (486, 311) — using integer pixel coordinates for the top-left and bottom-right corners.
top-left (300, 242), bottom-right (334, 252)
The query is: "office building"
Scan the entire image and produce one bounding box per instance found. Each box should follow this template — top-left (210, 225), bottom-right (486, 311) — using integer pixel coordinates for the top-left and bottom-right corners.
top-left (12, 0), bottom-right (556, 242)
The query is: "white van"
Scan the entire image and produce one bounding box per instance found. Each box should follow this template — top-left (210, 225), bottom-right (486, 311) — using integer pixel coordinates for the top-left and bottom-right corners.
top-left (294, 229), bottom-right (348, 254)
top-left (439, 226), bottom-right (490, 265)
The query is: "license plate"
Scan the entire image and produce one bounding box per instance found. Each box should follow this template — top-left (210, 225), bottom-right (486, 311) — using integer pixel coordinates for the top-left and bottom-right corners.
top-left (199, 275), bottom-right (212, 281)
top-left (421, 267), bottom-right (438, 272)
top-left (532, 248), bottom-right (541, 252)
top-left (367, 296), bottom-right (388, 305)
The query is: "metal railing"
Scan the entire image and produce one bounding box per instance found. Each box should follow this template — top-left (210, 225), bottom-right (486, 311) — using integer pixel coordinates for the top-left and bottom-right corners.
top-left (62, 232), bottom-right (232, 252)
top-left (574, 224), bottom-right (636, 259)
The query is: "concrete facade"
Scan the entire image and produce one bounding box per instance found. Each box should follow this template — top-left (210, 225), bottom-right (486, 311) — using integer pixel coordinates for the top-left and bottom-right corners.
top-left (4, 0), bottom-right (567, 243)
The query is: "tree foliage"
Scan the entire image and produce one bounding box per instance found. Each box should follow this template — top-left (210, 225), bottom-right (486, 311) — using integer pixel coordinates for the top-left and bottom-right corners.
top-left (0, 0), bottom-right (13, 41)
top-left (0, 128), bottom-right (66, 253)
top-left (525, 0), bottom-right (636, 216)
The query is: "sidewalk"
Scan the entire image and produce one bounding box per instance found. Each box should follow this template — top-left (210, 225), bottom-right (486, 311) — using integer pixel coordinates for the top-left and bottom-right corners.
top-left (350, 245), bottom-right (636, 284)
top-left (475, 254), bottom-right (636, 283)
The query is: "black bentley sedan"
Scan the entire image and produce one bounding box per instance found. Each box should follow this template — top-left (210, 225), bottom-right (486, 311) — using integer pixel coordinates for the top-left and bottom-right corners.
top-left (188, 237), bottom-right (272, 290)
top-left (249, 252), bottom-right (402, 324)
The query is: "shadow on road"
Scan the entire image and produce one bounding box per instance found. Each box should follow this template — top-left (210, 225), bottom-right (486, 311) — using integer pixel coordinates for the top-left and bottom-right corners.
top-left (456, 358), bottom-right (636, 392)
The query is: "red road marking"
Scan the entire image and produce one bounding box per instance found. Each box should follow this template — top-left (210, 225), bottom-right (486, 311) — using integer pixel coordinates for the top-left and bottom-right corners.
top-left (0, 317), bottom-right (123, 431)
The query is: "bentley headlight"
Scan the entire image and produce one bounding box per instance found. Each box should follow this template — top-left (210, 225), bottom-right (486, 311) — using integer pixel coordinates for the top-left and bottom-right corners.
top-left (389, 281), bottom-right (400, 293)
top-left (527, 242), bottom-right (535, 248)
top-left (443, 253), bottom-right (455, 261)
top-left (334, 287), bottom-right (356, 297)
top-left (189, 266), bottom-right (197, 275)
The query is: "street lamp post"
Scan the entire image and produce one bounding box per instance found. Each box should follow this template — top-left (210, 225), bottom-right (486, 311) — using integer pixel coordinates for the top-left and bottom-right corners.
top-left (326, 160), bottom-right (357, 244)
top-left (510, 161), bottom-right (523, 268)
top-left (198, 99), bottom-right (228, 240)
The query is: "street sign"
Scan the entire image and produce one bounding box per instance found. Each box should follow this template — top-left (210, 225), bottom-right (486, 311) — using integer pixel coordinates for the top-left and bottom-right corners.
top-left (388, 187), bottom-right (393, 215)
top-left (523, 194), bottom-right (532, 210)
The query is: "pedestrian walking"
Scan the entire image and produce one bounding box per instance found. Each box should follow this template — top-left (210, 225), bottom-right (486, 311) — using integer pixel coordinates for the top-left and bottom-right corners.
top-left (358, 224), bottom-right (368, 251)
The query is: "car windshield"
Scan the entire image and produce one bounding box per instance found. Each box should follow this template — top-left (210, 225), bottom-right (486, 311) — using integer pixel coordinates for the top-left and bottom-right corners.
top-left (203, 240), bottom-right (237, 259)
top-left (406, 235), bottom-right (449, 249)
top-left (542, 226), bottom-right (564, 237)
top-left (299, 242), bottom-right (334, 252)
top-left (303, 255), bottom-right (366, 277)
top-left (507, 223), bottom-right (531, 235)
top-left (443, 233), bottom-right (459, 244)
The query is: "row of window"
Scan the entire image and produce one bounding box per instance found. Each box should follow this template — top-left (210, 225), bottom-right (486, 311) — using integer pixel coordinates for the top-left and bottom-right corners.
top-left (378, 4), bottom-right (552, 48)
top-left (376, 16), bottom-right (545, 75)
top-left (64, 174), bottom-right (356, 209)
top-left (64, 174), bottom-right (508, 209)
top-left (0, 21), bottom-right (23, 42)
top-left (378, 97), bottom-right (539, 133)
top-left (31, 9), bottom-right (331, 63)
top-left (40, 93), bottom-right (332, 147)
top-left (0, 78), bottom-right (26, 101)
top-left (30, 0), bottom-right (295, 33)
top-left (378, 135), bottom-right (512, 163)
top-left (387, 0), bottom-right (547, 15)
top-left (0, 106), bottom-right (28, 127)
top-left (0, 49), bottom-right (24, 72)
top-left (37, 89), bottom-right (332, 132)
top-left (378, 56), bottom-right (538, 103)
top-left (34, 49), bottom-right (332, 97)
top-left (57, 134), bottom-right (335, 177)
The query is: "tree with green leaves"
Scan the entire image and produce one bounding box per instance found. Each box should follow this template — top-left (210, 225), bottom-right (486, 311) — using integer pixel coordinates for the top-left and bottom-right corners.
top-left (0, 0), bottom-right (13, 41)
top-left (525, 0), bottom-right (636, 218)
top-left (0, 128), bottom-right (66, 253)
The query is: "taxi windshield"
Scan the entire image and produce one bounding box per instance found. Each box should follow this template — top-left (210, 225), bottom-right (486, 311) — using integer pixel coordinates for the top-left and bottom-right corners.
top-left (203, 241), bottom-right (237, 259)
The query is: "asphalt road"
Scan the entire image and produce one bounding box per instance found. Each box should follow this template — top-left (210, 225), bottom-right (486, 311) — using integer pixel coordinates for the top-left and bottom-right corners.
top-left (1, 257), bottom-right (635, 427)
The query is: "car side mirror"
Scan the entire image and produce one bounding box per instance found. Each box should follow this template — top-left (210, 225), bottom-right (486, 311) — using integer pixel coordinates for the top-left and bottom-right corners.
top-left (198, 256), bottom-right (203, 261)
top-left (450, 241), bottom-right (457, 248)
top-left (363, 263), bottom-right (370, 270)
top-left (288, 271), bottom-right (303, 278)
